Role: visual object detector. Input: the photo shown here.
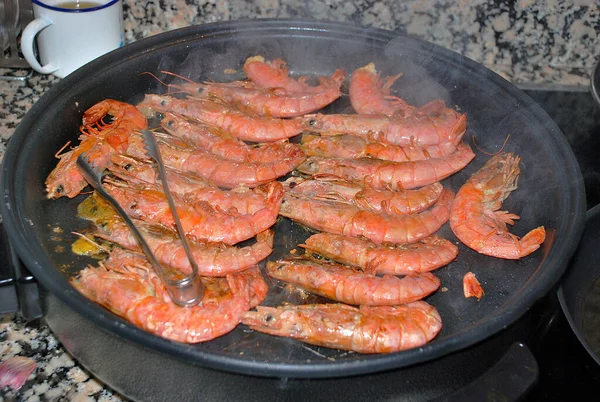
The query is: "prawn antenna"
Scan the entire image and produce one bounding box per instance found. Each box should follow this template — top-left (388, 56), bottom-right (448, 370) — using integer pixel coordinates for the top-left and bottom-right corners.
top-left (160, 70), bottom-right (196, 84)
top-left (139, 71), bottom-right (170, 88)
top-left (71, 231), bottom-right (111, 253)
top-left (54, 141), bottom-right (72, 158)
top-left (471, 132), bottom-right (510, 156)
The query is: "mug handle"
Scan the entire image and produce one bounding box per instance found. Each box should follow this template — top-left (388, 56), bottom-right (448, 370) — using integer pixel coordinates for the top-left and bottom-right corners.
top-left (21, 17), bottom-right (59, 74)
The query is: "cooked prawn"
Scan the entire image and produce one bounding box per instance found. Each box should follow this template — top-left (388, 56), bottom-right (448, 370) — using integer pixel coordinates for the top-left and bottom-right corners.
top-left (46, 135), bottom-right (106, 199)
top-left (108, 155), bottom-right (272, 215)
top-left (72, 260), bottom-right (268, 343)
top-left (349, 62), bottom-right (413, 116)
top-left (137, 94), bottom-right (304, 142)
top-left (267, 257), bottom-right (440, 306)
top-left (160, 112), bottom-right (304, 164)
top-left (243, 55), bottom-right (347, 94)
top-left (297, 142), bottom-right (475, 190)
top-left (153, 139), bottom-right (305, 188)
top-left (104, 179), bottom-right (284, 245)
top-left (170, 78), bottom-right (345, 118)
top-left (303, 100), bottom-right (467, 147)
top-left (302, 233), bottom-right (458, 276)
top-left (95, 219), bottom-right (274, 277)
top-left (279, 188), bottom-right (454, 245)
top-left (283, 176), bottom-right (444, 215)
top-left (117, 130), bottom-right (302, 188)
top-left (301, 133), bottom-right (461, 162)
top-left (45, 99), bottom-right (147, 198)
top-left (109, 154), bottom-right (209, 196)
top-left (242, 301), bottom-right (442, 354)
top-left (449, 153), bottom-right (546, 259)
top-left (82, 99), bottom-right (149, 150)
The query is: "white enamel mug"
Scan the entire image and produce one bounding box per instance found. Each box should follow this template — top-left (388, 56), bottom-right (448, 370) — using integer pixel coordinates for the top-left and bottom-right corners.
top-left (21, 0), bottom-right (124, 78)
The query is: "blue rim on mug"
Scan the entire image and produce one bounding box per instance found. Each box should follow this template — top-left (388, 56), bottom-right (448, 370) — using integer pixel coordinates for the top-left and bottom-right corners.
top-left (32, 0), bottom-right (119, 13)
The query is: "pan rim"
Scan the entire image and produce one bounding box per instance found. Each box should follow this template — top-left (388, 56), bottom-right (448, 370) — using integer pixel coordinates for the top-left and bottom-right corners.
top-left (0, 18), bottom-right (587, 378)
top-left (557, 204), bottom-right (600, 367)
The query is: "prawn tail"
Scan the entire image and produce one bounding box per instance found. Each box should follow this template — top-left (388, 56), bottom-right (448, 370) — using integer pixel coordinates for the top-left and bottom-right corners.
top-left (256, 229), bottom-right (275, 248)
top-left (265, 180), bottom-right (285, 209)
top-left (519, 226), bottom-right (546, 257)
top-left (452, 114), bottom-right (467, 140)
top-left (226, 270), bottom-right (249, 296)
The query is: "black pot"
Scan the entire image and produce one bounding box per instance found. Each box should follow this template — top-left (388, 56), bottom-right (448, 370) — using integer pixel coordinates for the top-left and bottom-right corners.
top-left (558, 204), bottom-right (600, 367)
top-left (0, 19), bottom-right (585, 400)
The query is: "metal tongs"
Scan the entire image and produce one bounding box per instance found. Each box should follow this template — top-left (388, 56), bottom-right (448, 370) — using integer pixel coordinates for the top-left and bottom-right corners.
top-left (76, 129), bottom-right (204, 307)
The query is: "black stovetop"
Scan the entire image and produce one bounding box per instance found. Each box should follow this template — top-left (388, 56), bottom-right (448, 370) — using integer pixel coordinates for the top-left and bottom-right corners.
top-left (1, 89), bottom-right (600, 400)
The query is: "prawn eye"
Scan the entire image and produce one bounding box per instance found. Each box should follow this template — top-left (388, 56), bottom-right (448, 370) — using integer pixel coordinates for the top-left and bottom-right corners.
top-left (160, 99), bottom-right (168, 106)
top-left (56, 184), bottom-right (64, 194)
top-left (124, 163), bottom-right (132, 170)
top-left (288, 181), bottom-right (297, 189)
top-left (167, 119), bottom-right (175, 127)
top-left (309, 119), bottom-right (317, 127)
top-left (265, 314), bottom-right (274, 322)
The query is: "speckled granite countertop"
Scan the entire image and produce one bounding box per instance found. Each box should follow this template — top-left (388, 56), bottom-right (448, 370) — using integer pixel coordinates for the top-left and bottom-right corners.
top-left (1, 1), bottom-right (599, 400)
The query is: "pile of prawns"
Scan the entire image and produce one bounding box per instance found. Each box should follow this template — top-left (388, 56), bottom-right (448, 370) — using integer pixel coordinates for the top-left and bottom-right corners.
top-left (45, 56), bottom-right (546, 354)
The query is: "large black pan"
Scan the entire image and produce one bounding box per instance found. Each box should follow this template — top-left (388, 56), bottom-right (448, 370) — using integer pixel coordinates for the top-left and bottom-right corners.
top-left (0, 19), bottom-right (585, 382)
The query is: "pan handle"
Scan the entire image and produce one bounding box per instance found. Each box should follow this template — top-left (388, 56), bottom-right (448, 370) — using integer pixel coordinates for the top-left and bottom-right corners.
top-left (438, 342), bottom-right (538, 401)
top-left (0, 223), bottom-right (43, 320)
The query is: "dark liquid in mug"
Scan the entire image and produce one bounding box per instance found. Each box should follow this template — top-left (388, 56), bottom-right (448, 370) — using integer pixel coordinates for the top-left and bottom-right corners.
top-left (56, 1), bottom-right (101, 9)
